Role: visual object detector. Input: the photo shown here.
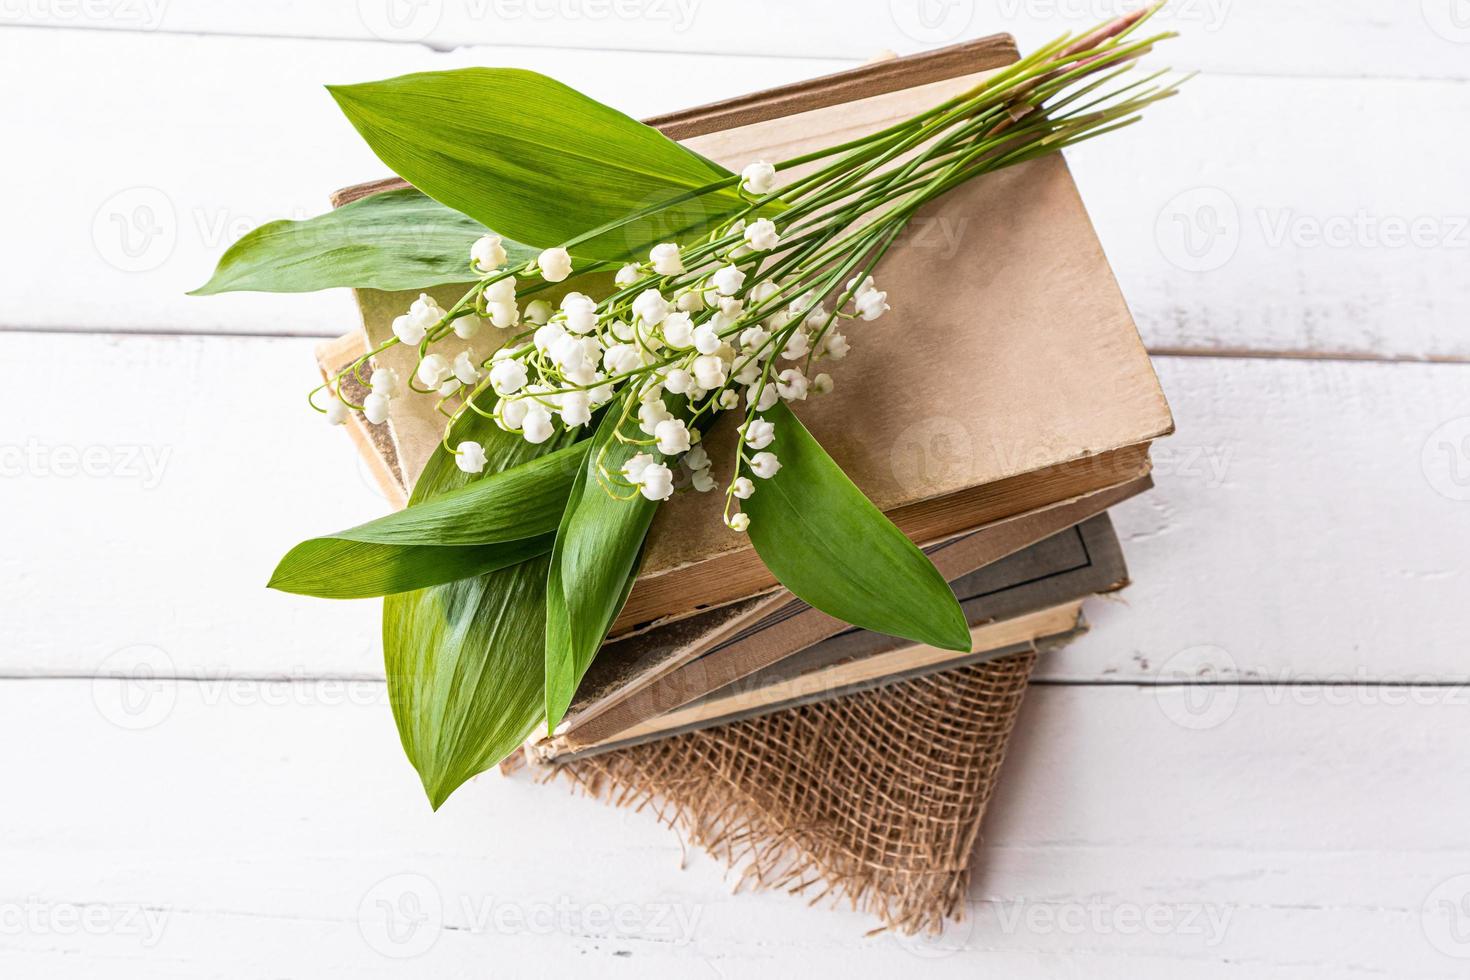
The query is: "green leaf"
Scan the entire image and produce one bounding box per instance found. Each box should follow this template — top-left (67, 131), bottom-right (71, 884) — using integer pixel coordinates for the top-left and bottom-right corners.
top-left (383, 403), bottom-right (585, 808)
top-left (190, 188), bottom-right (526, 295)
top-left (543, 395), bottom-right (659, 730)
top-left (744, 403), bottom-right (971, 653)
top-left (326, 69), bottom-right (748, 260)
top-left (267, 443), bottom-right (587, 599)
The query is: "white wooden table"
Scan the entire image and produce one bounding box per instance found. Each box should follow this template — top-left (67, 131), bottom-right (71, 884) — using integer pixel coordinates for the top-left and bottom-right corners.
top-left (4, 3), bottom-right (1469, 976)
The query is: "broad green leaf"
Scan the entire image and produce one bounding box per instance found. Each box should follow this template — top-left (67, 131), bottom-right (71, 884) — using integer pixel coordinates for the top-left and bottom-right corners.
top-left (543, 395), bottom-right (659, 730)
top-left (190, 188), bottom-right (525, 294)
top-left (326, 69), bottom-right (748, 260)
top-left (744, 403), bottom-right (971, 653)
top-left (267, 443), bottom-right (587, 599)
top-left (383, 401), bottom-right (585, 808)
top-left (387, 558), bottom-right (552, 809)
top-left (273, 535), bottom-right (552, 601)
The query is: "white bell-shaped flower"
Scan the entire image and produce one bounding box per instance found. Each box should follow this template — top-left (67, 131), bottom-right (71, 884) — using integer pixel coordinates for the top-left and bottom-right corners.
top-left (747, 383), bottom-right (779, 412)
top-left (856, 288), bottom-right (890, 321)
top-left (732, 476), bottom-right (755, 499)
top-left (649, 242), bottom-right (684, 276)
top-left (489, 358), bottom-right (527, 395)
top-left (560, 292), bottom-right (599, 334)
top-left (662, 367), bottom-right (694, 395)
top-left (638, 399), bottom-right (673, 436)
top-left (487, 302), bottom-right (519, 329)
top-left (711, 264), bottom-right (746, 297)
top-left (743, 219), bottom-right (780, 252)
top-left (662, 311), bottom-right (695, 348)
top-left (452, 350), bottom-right (482, 386)
top-left (812, 372), bottom-right (834, 395)
top-left (522, 404), bottom-right (555, 443)
top-left (602, 343), bottom-right (644, 376)
top-left (675, 287), bottom-right (705, 313)
top-left (483, 276), bottom-right (516, 305)
top-left (416, 353), bottom-right (450, 388)
top-left (749, 451), bottom-right (781, 479)
top-left (455, 440), bottom-right (487, 473)
top-left (559, 390), bottom-right (592, 428)
top-left (780, 330), bottom-right (810, 360)
top-left (740, 160), bottom-right (777, 195)
top-left (727, 512), bottom-right (750, 532)
top-left (632, 288), bottom-right (671, 327)
top-left (363, 392), bottom-right (390, 425)
top-left (471, 235), bottom-right (507, 272)
top-left (533, 321), bottom-right (567, 354)
top-left (821, 331), bottom-right (849, 360)
top-left (370, 367), bottom-right (402, 399)
top-left (524, 299), bottom-right (553, 325)
top-left (654, 418), bottom-right (691, 456)
top-left (537, 247), bottom-right (573, 282)
top-left (392, 313), bottom-right (427, 345)
top-left (741, 417), bottom-right (775, 450)
top-left (621, 452), bottom-right (654, 484)
top-left (496, 395), bottom-right (529, 431)
top-left (776, 368), bottom-right (809, 401)
top-left (692, 323), bottom-right (722, 355)
top-left (616, 263), bottom-right (641, 286)
top-left (325, 396), bottom-right (349, 425)
top-left (692, 354), bottom-right (727, 390)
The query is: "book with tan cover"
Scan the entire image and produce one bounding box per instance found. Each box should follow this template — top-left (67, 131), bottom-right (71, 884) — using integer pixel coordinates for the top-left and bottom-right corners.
top-left (333, 33), bottom-right (1171, 633)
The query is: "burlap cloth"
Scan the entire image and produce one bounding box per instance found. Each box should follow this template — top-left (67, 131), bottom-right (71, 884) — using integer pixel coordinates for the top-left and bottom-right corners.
top-left (549, 649), bottom-right (1038, 936)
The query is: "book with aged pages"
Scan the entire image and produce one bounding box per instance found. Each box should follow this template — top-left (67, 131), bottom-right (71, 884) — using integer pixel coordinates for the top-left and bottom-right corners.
top-left (531, 513), bottom-right (1130, 762)
top-left (328, 32), bottom-right (1172, 636)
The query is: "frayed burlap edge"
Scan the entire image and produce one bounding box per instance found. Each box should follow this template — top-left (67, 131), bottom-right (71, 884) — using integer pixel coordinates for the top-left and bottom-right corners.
top-left (544, 649), bottom-right (1038, 936)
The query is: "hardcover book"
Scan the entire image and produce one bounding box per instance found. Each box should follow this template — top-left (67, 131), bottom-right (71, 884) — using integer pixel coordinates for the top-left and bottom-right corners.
top-left (331, 33), bottom-right (1172, 635)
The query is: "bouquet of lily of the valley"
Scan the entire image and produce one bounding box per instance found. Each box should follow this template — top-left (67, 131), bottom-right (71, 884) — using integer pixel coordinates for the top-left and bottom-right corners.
top-left (196, 6), bottom-right (1183, 808)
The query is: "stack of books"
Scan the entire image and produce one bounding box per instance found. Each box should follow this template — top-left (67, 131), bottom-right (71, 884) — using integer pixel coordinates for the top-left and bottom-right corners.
top-left (323, 35), bottom-right (1171, 772)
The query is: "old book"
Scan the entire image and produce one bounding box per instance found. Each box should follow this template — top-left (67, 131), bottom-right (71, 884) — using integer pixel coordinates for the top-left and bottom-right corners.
top-left (531, 513), bottom-right (1128, 762)
top-left (550, 474), bottom-right (1149, 749)
top-left (332, 33), bottom-right (1172, 635)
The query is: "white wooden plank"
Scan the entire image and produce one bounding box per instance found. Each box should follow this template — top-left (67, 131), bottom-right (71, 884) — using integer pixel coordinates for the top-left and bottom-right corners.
top-left (2, 332), bottom-right (388, 677)
top-left (2, 0), bottom-right (1464, 81)
top-left (1037, 354), bottom-right (1470, 683)
top-left (3, 27), bottom-right (1467, 359)
top-left (6, 333), bottom-right (1469, 683)
top-left (2, 681), bottom-right (1465, 977)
